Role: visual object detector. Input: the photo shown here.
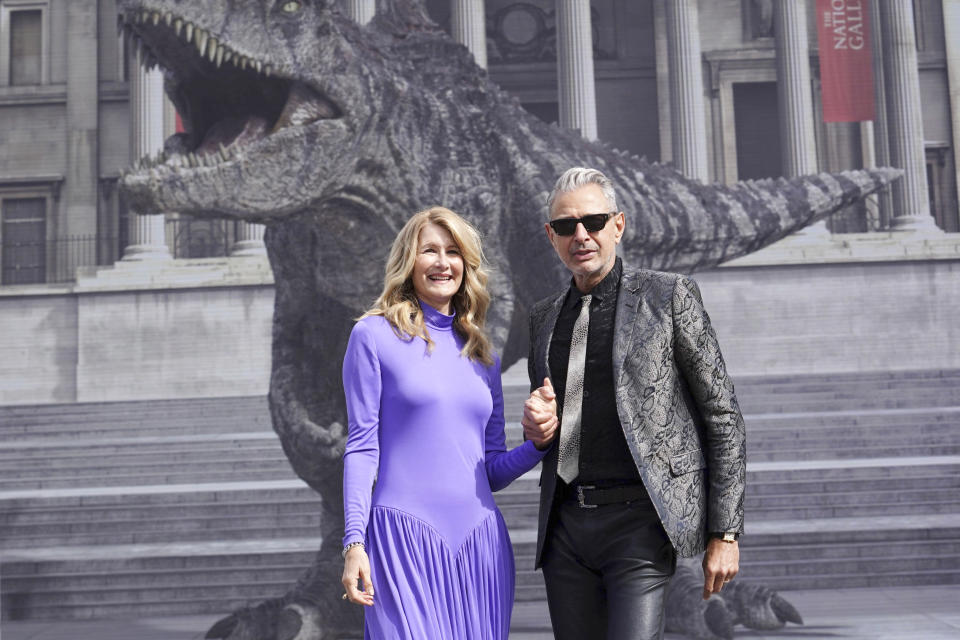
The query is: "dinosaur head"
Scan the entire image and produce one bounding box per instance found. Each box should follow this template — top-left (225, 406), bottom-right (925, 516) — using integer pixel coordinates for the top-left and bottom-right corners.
top-left (118, 0), bottom-right (404, 222)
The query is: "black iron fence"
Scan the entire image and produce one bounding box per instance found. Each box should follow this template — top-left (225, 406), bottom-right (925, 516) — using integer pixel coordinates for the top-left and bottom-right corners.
top-left (0, 218), bottom-right (239, 286)
top-left (0, 234), bottom-right (117, 285)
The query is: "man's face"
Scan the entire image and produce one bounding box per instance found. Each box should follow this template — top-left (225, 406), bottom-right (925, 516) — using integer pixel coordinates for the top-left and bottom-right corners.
top-left (545, 183), bottom-right (625, 291)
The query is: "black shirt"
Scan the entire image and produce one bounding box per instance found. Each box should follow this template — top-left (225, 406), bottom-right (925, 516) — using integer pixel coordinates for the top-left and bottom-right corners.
top-left (548, 257), bottom-right (642, 485)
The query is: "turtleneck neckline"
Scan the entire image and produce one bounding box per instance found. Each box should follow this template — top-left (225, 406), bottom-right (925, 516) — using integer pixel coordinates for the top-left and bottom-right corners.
top-left (420, 300), bottom-right (456, 330)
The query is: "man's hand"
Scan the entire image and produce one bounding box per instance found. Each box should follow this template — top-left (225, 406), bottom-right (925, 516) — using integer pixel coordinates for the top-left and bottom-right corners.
top-left (341, 546), bottom-right (375, 606)
top-left (522, 378), bottom-right (558, 450)
top-left (702, 537), bottom-right (739, 599)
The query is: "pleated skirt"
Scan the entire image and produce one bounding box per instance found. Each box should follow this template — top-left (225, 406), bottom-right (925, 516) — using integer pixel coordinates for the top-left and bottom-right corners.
top-left (363, 505), bottom-right (515, 640)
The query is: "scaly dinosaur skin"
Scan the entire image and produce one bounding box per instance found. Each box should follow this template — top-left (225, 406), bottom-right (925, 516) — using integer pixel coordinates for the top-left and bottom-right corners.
top-left (117, 1), bottom-right (897, 638)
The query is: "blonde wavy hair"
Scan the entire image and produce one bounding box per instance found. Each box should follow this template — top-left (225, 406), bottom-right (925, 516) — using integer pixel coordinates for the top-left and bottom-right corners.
top-left (362, 207), bottom-right (494, 366)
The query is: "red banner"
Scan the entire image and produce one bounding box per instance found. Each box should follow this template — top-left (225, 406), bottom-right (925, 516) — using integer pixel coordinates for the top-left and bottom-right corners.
top-left (816, 0), bottom-right (875, 122)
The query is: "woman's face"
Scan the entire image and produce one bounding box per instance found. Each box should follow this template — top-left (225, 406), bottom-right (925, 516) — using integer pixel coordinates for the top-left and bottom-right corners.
top-left (411, 222), bottom-right (464, 315)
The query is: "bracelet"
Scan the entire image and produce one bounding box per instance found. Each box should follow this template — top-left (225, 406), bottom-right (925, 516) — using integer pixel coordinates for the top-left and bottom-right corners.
top-left (342, 541), bottom-right (365, 559)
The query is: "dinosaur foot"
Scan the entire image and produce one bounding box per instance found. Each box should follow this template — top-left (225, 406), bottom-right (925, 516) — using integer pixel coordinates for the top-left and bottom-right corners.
top-left (665, 557), bottom-right (803, 640)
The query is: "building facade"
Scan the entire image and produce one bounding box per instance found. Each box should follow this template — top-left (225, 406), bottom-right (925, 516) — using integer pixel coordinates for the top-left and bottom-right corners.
top-left (0, 0), bottom-right (959, 407)
top-left (0, 0), bottom-right (957, 287)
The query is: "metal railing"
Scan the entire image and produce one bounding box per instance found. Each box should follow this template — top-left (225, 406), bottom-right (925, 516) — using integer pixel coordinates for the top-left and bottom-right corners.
top-left (0, 234), bottom-right (118, 285)
top-left (0, 218), bottom-right (239, 286)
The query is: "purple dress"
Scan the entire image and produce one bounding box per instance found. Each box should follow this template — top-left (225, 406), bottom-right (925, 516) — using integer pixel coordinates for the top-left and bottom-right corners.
top-left (342, 303), bottom-right (547, 639)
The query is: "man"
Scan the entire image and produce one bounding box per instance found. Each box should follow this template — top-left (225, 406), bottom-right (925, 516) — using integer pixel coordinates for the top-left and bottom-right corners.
top-left (522, 167), bottom-right (746, 640)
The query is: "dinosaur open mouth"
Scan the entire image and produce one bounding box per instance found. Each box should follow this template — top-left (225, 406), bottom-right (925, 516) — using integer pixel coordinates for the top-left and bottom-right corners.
top-left (119, 8), bottom-right (341, 170)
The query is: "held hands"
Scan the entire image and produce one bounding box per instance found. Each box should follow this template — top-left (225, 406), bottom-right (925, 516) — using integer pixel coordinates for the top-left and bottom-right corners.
top-left (702, 537), bottom-right (739, 599)
top-left (341, 545), bottom-right (375, 606)
top-left (522, 378), bottom-right (559, 451)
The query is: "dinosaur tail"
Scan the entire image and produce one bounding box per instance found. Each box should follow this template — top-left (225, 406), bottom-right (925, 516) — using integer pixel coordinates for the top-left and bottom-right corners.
top-left (620, 165), bottom-right (901, 273)
top-left (728, 166), bottom-right (902, 249)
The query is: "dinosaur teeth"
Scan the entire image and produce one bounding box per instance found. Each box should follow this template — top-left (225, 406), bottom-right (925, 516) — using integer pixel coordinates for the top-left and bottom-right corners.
top-left (254, 60), bottom-right (262, 74)
top-left (174, 17), bottom-right (183, 37)
top-left (184, 22), bottom-right (194, 44)
top-left (207, 36), bottom-right (218, 62)
top-left (196, 29), bottom-right (208, 57)
top-left (264, 64), bottom-right (272, 78)
top-left (164, 12), bottom-right (173, 27)
top-left (215, 44), bottom-right (225, 67)
top-left (151, 11), bottom-right (161, 26)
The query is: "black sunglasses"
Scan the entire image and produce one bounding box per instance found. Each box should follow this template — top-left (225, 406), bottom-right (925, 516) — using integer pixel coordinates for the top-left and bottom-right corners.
top-left (548, 212), bottom-right (616, 236)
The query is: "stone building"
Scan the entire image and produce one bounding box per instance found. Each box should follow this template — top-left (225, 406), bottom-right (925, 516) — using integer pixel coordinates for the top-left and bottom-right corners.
top-left (0, 0), bottom-right (958, 404)
top-left (2, 1), bottom-right (960, 627)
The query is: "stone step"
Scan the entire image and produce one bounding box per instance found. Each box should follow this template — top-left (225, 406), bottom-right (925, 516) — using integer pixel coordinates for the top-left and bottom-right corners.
top-left (0, 508), bottom-right (322, 546)
top-left (0, 454), bottom-right (294, 481)
top-left (0, 467), bottom-right (302, 491)
top-left (0, 540), bottom-right (316, 620)
top-left (1, 523), bottom-right (323, 549)
top-left (0, 396), bottom-right (269, 422)
top-left (746, 443), bottom-right (960, 461)
top-left (5, 482), bottom-right (954, 547)
top-left (0, 496), bottom-right (323, 526)
top-left (0, 443), bottom-right (285, 471)
top-left (5, 517), bottom-right (960, 619)
top-left (0, 435), bottom-right (278, 458)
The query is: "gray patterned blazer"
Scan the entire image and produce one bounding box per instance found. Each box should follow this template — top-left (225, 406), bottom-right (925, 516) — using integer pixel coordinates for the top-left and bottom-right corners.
top-left (527, 265), bottom-right (746, 564)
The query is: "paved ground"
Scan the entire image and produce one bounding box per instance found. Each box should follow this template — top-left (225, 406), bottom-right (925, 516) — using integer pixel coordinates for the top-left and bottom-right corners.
top-left (3, 585), bottom-right (959, 640)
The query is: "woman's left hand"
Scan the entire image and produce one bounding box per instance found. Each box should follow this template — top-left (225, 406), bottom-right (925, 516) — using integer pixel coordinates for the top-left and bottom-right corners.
top-left (341, 545), bottom-right (375, 606)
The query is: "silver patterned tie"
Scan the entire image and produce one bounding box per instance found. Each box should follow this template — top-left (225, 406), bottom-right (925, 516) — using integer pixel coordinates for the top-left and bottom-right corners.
top-left (557, 294), bottom-right (591, 484)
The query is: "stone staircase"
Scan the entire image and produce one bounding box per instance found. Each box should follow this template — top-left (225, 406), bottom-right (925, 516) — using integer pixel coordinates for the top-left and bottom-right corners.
top-left (2, 370), bottom-right (960, 619)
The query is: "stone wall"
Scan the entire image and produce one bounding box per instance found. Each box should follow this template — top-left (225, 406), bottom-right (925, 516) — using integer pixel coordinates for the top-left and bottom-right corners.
top-left (0, 257), bottom-right (957, 405)
top-left (0, 278), bottom-right (273, 406)
top-left (696, 258), bottom-right (960, 377)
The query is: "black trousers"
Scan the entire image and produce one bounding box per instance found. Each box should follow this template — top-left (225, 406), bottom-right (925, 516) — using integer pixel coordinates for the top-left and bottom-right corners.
top-left (541, 496), bottom-right (676, 640)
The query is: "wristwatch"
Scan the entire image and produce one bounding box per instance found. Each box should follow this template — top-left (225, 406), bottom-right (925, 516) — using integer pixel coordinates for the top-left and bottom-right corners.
top-left (713, 531), bottom-right (739, 542)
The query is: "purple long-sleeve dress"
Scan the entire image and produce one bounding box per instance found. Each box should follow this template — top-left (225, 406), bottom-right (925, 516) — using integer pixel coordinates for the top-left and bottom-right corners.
top-left (342, 303), bottom-right (548, 639)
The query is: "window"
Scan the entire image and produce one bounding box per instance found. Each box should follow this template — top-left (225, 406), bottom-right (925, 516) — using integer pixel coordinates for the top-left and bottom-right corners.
top-left (9, 9), bottom-right (39, 84)
top-left (926, 143), bottom-right (959, 233)
top-left (0, 1), bottom-right (48, 86)
top-left (1, 196), bottom-right (46, 284)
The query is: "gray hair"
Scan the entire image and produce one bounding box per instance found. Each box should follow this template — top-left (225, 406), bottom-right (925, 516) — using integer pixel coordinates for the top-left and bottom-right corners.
top-left (546, 167), bottom-right (618, 215)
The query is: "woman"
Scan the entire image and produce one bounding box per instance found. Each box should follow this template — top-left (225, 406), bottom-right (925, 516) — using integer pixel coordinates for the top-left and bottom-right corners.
top-left (340, 206), bottom-right (557, 639)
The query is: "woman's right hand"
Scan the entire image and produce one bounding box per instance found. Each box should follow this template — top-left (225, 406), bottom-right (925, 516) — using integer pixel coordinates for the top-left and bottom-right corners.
top-left (341, 546), bottom-right (375, 606)
top-left (522, 378), bottom-right (559, 450)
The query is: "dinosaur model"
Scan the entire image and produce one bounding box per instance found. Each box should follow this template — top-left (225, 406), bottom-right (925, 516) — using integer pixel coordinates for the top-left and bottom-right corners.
top-left (117, 0), bottom-right (897, 638)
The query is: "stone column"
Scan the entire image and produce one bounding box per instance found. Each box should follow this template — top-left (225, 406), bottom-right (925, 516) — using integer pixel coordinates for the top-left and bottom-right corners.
top-left (346, 0), bottom-right (375, 25)
top-left (665, 0), bottom-right (709, 181)
top-left (774, 0), bottom-right (829, 236)
top-left (879, 0), bottom-right (940, 231)
top-left (870, 0), bottom-right (894, 229)
top-left (231, 219), bottom-right (267, 256)
top-left (64, 0), bottom-right (98, 241)
top-left (652, 0), bottom-right (672, 163)
top-left (451, 0), bottom-right (487, 69)
top-left (556, 0), bottom-right (598, 141)
top-left (774, 0), bottom-right (817, 176)
top-left (943, 0), bottom-right (960, 226)
top-left (122, 57), bottom-right (171, 261)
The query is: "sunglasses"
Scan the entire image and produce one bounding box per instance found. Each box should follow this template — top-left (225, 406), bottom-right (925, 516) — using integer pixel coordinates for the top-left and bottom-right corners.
top-left (548, 212), bottom-right (616, 236)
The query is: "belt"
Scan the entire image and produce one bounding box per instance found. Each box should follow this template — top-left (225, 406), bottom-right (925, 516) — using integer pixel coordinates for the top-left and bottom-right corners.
top-left (566, 483), bottom-right (649, 509)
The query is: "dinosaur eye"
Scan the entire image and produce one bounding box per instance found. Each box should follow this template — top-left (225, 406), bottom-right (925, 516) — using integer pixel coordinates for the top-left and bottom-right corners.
top-left (281, 1), bottom-right (301, 13)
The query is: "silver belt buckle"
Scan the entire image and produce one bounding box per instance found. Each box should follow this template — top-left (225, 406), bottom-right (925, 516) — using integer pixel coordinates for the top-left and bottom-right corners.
top-left (576, 484), bottom-right (598, 509)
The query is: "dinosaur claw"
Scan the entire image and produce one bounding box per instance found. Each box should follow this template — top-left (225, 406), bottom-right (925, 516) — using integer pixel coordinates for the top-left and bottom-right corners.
top-left (771, 593), bottom-right (804, 625)
top-left (204, 613), bottom-right (238, 639)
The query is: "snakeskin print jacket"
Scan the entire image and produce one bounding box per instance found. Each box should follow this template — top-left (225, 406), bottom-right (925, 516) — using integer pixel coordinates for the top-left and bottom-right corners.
top-left (527, 266), bottom-right (746, 563)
